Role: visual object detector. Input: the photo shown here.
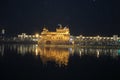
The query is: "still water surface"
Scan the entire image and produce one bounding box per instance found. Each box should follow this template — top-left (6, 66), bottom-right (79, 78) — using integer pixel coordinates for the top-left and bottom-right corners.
top-left (0, 44), bottom-right (120, 79)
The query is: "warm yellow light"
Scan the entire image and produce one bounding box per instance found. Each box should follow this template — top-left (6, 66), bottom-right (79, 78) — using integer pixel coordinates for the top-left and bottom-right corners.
top-left (38, 47), bottom-right (70, 67)
top-left (35, 48), bottom-right (38, 55)
top-left (35, 33), bottom-right (39, 37)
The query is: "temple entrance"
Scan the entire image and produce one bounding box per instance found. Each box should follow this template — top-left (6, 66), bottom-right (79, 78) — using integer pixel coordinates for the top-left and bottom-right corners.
top-left (46, 41), bottom-right (51, 44)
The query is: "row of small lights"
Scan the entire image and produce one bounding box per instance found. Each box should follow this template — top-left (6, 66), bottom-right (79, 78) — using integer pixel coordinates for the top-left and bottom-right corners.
top-left (76, 35), bottom-right (119, 40)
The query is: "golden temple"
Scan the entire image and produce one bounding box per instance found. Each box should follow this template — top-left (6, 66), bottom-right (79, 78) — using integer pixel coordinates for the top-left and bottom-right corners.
top-left (38, 25), bottom-right (71, 45)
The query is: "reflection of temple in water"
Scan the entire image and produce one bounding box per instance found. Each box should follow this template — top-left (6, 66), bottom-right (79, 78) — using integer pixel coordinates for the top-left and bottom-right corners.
top-left (0, 44), bottom-right (120, 65)
top-left (37, 47), bottom-right (74, 67)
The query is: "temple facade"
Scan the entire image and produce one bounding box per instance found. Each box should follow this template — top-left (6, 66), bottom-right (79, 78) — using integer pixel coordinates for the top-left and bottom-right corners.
top-left (38, 26), bottom-right (71, 45)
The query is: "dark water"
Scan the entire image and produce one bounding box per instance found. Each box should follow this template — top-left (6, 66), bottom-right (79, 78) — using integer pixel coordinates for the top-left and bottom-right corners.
top-left (0, 44), bottom-right (120, 80)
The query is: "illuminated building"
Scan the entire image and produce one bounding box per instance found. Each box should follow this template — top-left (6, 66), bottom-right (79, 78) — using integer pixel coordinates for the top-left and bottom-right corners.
top-left (38, 25), bottom-right (71, 45)
top-left (18, 33), bottom-right (39, 41)
top-left (75, 35), bottom-right (120, 46)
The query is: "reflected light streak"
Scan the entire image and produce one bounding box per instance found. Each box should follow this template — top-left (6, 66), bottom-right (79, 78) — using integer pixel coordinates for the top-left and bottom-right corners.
top-left (36, 47), bottom-right (72, 67)
top-left (0, 45), bottom-right (4, 56)
top-left (75, 47), bottom-right (119, 58)
top-left (35, 48), bottom-right (38, 55)
top-left (96, 50), bottom-right (99, 58)
top-left (0, 44), bottom-right (119, 65)
top-left (79, 49), bottom-right (82, 57)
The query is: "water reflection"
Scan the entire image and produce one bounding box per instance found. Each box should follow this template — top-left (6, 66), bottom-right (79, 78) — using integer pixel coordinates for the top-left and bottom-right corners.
top-left (0, 44), bottom-right (120, 67)
top-left (74, 47), bottom-right (119, 58)
top-left (8, 44), bottom-right (37, 55)
top-left (37, 47), bottom-right (72, 67)
top-left (0, 44), bottom-right (4, 56)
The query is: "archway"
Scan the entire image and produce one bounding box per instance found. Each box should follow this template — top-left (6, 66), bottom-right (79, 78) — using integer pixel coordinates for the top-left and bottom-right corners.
top-left (46, 41), bottom-right (51, 44)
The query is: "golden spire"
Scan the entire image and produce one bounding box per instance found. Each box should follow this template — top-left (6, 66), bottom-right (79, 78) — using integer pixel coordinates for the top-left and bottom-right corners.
top-left (43, 25), bottom-right (48, 32)
top-left (58, 24), bottom-right (62, 29)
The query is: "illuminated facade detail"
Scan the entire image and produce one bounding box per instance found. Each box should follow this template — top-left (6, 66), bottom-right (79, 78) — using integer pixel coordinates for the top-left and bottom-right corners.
top-left (18, 33), bottom-right (39, 41)
top-left (75, 35), bottom-right (120, 46)
top-left (38, 26), bottom-right (71, 45)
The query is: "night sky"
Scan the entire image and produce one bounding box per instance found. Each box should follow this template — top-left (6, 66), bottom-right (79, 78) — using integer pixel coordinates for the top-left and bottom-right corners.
top-left (0, 0), bottom-right (120, 36)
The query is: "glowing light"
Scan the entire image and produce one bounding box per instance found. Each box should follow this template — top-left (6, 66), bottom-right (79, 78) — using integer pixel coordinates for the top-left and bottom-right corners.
top-left (79, 49), bottom-right (81, 57)
top-left (39, 27), bottom-right (70, 45)
top-left (35, 48), bottom-right (38, 55)
top-left (38, 47), bottom-right (70, 67)
top-left (118, 49), bottom-right (120, 55)
top-left (97, 50), bottom-right (99, 58)
top-left (35, 33), bottom-right (39, 37)
top-left (2, 29), bottom-right (5, 34)
top-left (76, 36), bottom-right (80, 38)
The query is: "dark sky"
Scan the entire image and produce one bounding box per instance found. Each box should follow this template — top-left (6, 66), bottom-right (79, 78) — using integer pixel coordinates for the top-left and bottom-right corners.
top-left (0, 0), bottom-right (120, 36)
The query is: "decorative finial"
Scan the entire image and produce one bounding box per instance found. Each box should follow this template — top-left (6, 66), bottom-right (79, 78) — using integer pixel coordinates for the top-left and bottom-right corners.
top-left (58, 24), bottom-right (62, 29)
